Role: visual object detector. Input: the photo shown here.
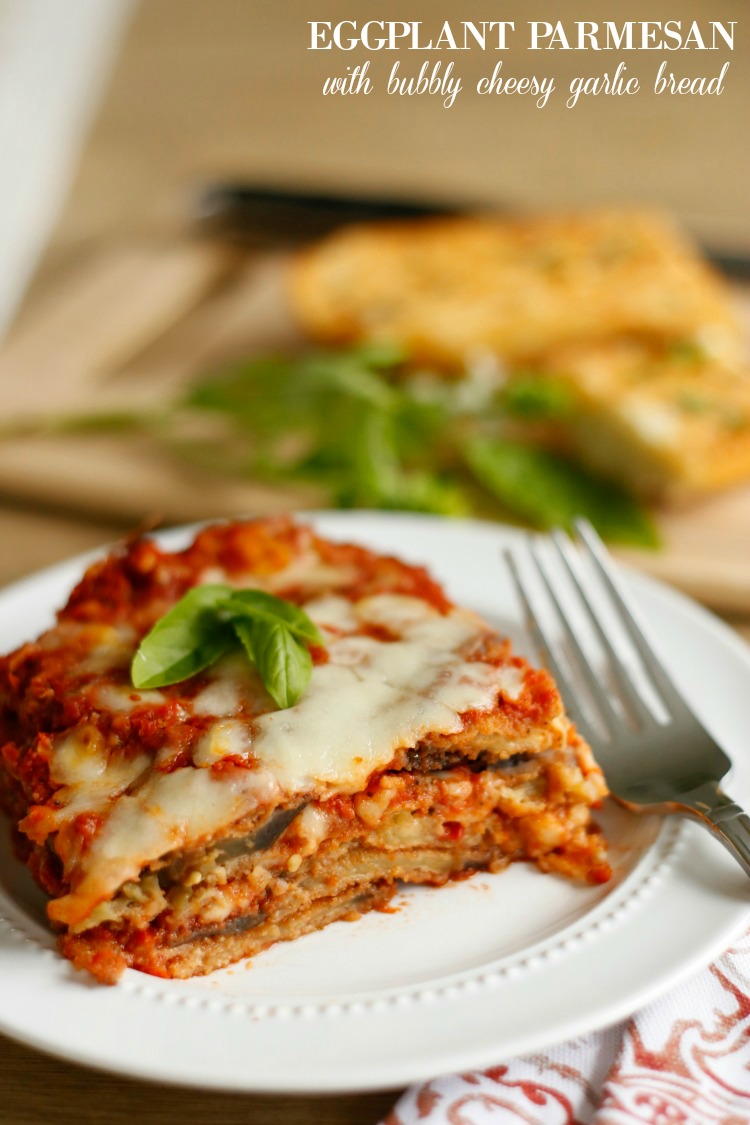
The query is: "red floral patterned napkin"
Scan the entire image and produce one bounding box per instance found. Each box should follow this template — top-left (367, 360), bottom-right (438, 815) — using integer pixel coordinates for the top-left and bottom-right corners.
top-left (382, 927), bottom-right (750, 1124)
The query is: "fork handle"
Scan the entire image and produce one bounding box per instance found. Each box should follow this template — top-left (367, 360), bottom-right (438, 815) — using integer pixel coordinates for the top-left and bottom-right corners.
top-left (681, 782), bottom-right (750, 879)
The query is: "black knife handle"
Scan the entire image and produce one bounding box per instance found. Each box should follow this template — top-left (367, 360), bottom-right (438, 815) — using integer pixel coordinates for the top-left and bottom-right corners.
top-left (193, 183), bottom-right (750, 278)
top-left (193, 182), bottom-right (468, 241)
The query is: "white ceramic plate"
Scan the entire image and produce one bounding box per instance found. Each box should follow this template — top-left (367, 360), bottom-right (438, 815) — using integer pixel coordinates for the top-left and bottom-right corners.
top-left (1, 512), bottom-right (749, 1093)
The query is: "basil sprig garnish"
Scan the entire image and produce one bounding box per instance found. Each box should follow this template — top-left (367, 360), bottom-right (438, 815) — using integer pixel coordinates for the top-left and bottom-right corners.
top-left (131, 586), bottom-right (324, 708)
top-left (23, 343), bottom-right (659, 547)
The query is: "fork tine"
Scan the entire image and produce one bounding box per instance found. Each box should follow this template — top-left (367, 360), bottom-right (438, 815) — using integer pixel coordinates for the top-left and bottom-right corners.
top-left (505, 529), bottom-right (750, 884)
top-left (528, 538), bottom-right (622, 738)
top-left (574, 519), bottom-right (693, 720)
top-left (503, 548), bottom-right (594, 743)
top-left (549, 529), bottom-right (656, 730)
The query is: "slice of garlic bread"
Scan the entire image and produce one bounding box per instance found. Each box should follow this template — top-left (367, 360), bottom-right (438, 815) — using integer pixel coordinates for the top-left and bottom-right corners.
top-left (289, 212), bottom-right (743, 368)
top-left (520, 341), bottom-right (750, 500)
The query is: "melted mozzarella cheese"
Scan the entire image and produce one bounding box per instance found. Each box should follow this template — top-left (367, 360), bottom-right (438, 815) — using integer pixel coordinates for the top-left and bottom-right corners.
top-left (49, 765), bottom-right (280, 926)
top-left (494, 663), bottom-right (525, 700)
top-left (196, 595), bottom-right (518, 794)
top-left (78, 625), bottom-right (137, 674)
top-left (355, 593), bottom-right (454, 634)
top-left (252, 665), bottom-right (457, 791)
top-left (93, 684), bottom-right (168, 713)
top-left (46, 732), bottom-right (150, 825)
top-left (263, 557), bottom-right (357, 594)
top-left (195, 651), bottom-right (272, 715)
top-left (619, 399), bottom-right (680, 448)
top-left (46, 591), bottom-right (525, 925)
top-left (304, 594), bottom-right (358, 634)
top-left (295, 805), bottom-right (329, 854)
top-left (194, 719), bottom-right (253, 767)
top-left (192, 679), bottom-right (241, 717)
top-left (198, 555), bottom-right (356, 596)
top-left (38, 621), bottom-right (135, 657)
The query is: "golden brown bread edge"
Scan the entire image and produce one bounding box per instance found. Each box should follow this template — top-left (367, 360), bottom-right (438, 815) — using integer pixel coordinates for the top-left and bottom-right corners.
top-left (287, 211), bottom-right (750, 501)
top-left (288, 210), bottom-right (744, 367)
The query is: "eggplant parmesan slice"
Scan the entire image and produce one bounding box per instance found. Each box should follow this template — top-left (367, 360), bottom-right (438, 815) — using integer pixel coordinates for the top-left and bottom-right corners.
top-left (0, 517), bottom-right (610, 983)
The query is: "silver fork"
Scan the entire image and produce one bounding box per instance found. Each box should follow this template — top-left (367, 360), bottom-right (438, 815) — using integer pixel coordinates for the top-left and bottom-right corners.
top-left (504, 518), bottom-right (750, 878)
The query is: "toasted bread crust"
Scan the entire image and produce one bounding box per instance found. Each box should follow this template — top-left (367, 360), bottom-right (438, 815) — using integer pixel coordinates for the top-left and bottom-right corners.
top-left (289, 212), bottom-right (749, 498)
top-left (289, 211), bottom-right (742, 367)
top-left (530, 341), bottom-right (750, 499)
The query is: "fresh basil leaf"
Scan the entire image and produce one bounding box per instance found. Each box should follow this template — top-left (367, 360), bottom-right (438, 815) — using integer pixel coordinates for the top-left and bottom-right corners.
top-left (131, 584), bottom-right (235, 689)
top-left (336, 467), bottom-right (470, 516)
top-left (79, 340), bottom-right (664, 551)
top-left (677, 389), bottom-right (711, 414)
top-left (380, 472), bottom-right (470, 516)
top-left (176, 345), bottom-right (471, 518)
top-left (184, 358), bottom-right (297, 418)
top-left (222, 589), bottom-right (323, 646)
top-left (233, 617), bottom-right (313, 709)
top-left (328, 404), bottom-right (465, 515)
top-left (667, 339), bottom-right (706, 364)
top-left (501, 374), bottom-right (576, 421)
top-left (463, 438), bottom-right (659, 548)
top-left (351, 407), bottom-right (400, 499)
top-left (131, 583), bottom-right (324, 706)
top-left (349, 341), bottom-right (407, 370)
top-left (304, 357), bottom-right (397, 411)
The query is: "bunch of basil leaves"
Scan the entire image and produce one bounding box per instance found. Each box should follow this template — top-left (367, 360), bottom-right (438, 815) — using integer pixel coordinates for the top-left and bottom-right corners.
top-left (132, 587), bottom-right (324, 708)
top-left (164, 344), bottom-right (656, 546)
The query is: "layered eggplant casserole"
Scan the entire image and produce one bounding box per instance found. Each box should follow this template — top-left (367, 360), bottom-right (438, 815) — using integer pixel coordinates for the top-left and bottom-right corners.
top-left (0, 518), bottom-right (610, 983)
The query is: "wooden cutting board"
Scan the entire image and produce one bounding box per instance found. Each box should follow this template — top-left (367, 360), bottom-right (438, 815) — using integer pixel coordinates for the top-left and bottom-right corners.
top-left (0, 242), bottom-right (748, 613)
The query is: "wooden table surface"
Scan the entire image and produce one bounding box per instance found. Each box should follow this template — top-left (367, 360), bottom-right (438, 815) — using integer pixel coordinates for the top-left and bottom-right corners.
top-left (2, 0), bottom-right (749, 1119)
top-left (1, 1032), bottom-right (397, 1125)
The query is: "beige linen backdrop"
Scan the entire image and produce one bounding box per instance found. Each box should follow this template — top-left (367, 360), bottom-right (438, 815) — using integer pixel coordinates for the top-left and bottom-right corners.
top-left (45, 0), bottom-right (748, 270)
